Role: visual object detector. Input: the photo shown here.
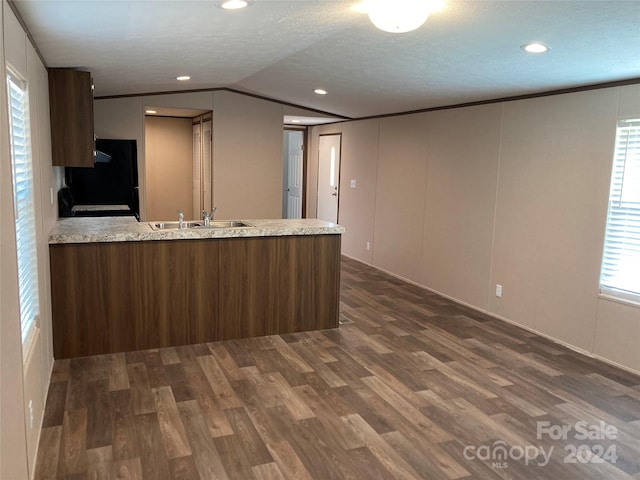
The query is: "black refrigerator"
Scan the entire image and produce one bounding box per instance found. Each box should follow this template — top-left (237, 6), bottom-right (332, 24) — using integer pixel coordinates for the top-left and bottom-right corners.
top-left (60, 139), bottom-right (139, 219)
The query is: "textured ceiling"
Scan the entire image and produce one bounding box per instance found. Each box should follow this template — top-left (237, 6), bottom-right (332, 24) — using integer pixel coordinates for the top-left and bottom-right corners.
top-left (12, 0), bottom-right (640, 119)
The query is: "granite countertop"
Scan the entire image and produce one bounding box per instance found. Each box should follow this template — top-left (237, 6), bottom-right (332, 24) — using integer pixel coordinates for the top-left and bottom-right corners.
top-left (49, 216), bottom-right (345, 244)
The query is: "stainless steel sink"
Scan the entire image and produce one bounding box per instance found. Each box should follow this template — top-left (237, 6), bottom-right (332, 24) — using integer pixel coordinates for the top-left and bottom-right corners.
top-left (149, 221), bottom-right (203, 230)
top-left (149, 220), bottom-right (250, 230)
top-left (204, 220), bottom-right (248, 228)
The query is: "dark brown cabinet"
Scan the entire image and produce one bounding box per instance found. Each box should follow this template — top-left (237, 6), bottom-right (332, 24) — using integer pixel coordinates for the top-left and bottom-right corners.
top-left (48, 68), bottom-right (95, 167)
top-left (218, 235), bottom-right (341, 340)
top-left (49, 235), bottom-right (341, 358)
top-left (50, 239), bottom-right (220, 358)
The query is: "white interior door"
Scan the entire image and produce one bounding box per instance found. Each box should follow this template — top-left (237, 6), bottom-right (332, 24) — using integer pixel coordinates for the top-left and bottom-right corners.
top-left (284, 130), bottom-right (303, 219)
top-left (317, 134), bottom-right (341, 223)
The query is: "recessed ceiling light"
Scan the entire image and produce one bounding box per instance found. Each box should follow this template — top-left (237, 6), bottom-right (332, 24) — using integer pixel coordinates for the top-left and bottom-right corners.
top-left (314, 89), bottom-right (328, 95)
top-left (219, 0), bottom-right (251, 10)
top-left (521, 42), bottom-right (550, 54)
top-left (145, 109), bottom-right (157, 114)
top-left (176, 75), bottom-right (191, 81)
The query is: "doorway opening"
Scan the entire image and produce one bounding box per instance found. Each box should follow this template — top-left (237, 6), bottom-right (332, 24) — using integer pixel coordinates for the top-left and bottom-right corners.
top-left (192, 113), bottom-right (213, 217)
top-left (144, 107), bottom-right (211, 221)
top-left (317, 133), bottom-right (342, 223)
top-left (282, 128), bottom-right (307, 219)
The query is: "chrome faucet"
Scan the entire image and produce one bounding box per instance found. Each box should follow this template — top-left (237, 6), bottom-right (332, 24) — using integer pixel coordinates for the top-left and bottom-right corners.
top-left (202, 207), bottom-right (217, 226)
top-left (177, 210), bottom-right (184, 229)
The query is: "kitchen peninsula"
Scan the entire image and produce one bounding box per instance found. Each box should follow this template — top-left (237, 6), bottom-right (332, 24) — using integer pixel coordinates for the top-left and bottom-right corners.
top-left (49, 217), bottom-right (344, 358)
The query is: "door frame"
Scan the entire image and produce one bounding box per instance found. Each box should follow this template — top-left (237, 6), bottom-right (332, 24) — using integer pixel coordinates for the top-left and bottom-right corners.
top-left (284, 126), bottom-right (308, 218)
top-left (193, 112), bottom-right (213, 215)
top-left (317, 132), bottom-right (343, 224)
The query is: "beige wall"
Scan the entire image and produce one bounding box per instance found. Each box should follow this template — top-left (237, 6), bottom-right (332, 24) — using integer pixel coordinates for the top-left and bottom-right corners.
top-left (593, 298), bottom-right (640, 370)
top-left (374, 114), bottom-right (429, 283)
top-left (212, 90), bottom-right (284, 219)
top-left (145, 116), bottom-right (194, 221)
top-left (421, 104), bottom-right (503, 308)
top-left (96, 90), bottom-right (285, 221)
top-left (489, 90), bottom-right (617, 350)
top-left (145, 91), bottom-right (214, 111)
top-left (339, 120), bottom-right (379, 263)
top-left (1, 1), bottom-right (59, 477)
top-left (310, 84), bottom-right (640, 374)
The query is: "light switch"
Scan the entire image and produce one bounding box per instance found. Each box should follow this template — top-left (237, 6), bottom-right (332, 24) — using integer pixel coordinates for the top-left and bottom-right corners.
top-left (350, 179), bottom-right (357, 188)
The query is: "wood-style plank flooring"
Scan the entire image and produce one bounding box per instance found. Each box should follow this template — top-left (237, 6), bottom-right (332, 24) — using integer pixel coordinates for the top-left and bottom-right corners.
top-left (34, 256), bottom-right (640, 479)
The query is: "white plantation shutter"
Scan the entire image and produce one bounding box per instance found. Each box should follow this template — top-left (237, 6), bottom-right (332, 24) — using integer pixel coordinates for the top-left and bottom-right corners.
top-left (600, 119), bottom-right (640, 300)
top-left (7, 71), bottom-right (40, 357)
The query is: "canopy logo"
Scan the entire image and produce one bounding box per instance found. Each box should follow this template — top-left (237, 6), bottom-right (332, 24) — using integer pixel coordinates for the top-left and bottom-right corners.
top-left (463, 441), bottom-right (551, 469)
top-left (462, 420), bottom-right (618, 470)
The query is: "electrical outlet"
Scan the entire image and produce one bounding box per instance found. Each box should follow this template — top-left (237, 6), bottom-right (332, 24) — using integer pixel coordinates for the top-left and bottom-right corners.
top-left (366, 241), bottom-right (371, 251)
top-left (350, 179), bottom-right (357, 188)
top-left (496, 284), bottom-right (503, 298)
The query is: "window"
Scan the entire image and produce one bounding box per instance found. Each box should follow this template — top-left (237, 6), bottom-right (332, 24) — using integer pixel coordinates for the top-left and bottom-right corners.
top-left (6, 69), bottom-right (40, 358)
top-left (600, 119), bottom-right (640, 301)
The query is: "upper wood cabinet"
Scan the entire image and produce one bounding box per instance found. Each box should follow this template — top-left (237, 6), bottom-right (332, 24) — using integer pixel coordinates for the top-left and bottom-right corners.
top-left (48, 68), bottom-right (95, 167)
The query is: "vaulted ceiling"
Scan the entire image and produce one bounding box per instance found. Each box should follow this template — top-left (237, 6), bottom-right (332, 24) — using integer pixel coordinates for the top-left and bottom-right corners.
top-left (12, 0), bottom-right (640, 119)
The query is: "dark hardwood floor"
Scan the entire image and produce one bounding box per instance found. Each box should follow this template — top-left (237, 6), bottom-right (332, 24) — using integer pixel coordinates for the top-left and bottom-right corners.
top-left (34, 256), bottom-right (640, 479)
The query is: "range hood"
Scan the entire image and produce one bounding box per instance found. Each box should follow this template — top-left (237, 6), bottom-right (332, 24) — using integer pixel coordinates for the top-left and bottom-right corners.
top-left (95, 149), bottom-right (112, 163)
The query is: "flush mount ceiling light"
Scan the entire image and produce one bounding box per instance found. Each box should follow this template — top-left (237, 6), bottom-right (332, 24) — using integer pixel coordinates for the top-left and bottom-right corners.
top-left (366, 0), bottom-right (444, 33)
top-left (176, 75), bottom-right (191, 81)
top-left (218, 0), bottom-right (252, 10)
top-left (314, 88), bottom-right (328, 95)
top-left (521, 42), bottom-right (550, 54)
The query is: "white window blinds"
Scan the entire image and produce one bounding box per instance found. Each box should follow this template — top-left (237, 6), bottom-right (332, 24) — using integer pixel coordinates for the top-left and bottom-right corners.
top-left (6, 70), bottom-right (40, 356)
top-left (600, 119), bottom-right (640, 300)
